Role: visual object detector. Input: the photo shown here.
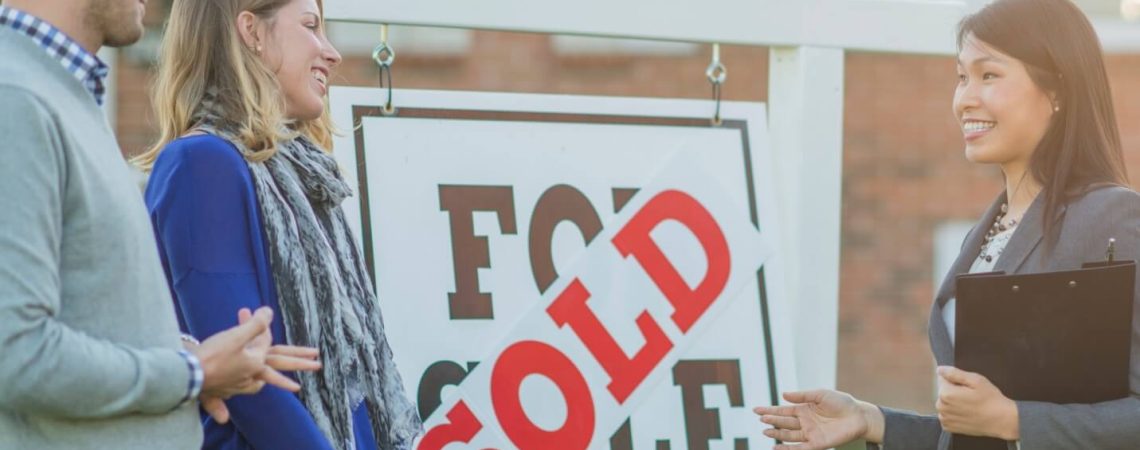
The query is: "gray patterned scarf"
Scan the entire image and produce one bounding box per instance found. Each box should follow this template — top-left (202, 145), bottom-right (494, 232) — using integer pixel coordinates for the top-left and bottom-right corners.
top-left (193, 96), bottom-right (422, 450)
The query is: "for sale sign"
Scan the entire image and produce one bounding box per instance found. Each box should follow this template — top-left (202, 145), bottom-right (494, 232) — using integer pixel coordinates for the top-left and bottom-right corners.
top-left (329, 88), bottom-right (796, 449)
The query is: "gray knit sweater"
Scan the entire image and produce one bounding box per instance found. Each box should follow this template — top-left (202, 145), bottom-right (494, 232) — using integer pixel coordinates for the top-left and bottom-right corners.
top-left (0, 26), bottom-right (201, 449)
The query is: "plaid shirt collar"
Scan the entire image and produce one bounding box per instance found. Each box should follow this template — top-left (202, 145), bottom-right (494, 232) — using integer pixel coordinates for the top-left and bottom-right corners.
top-left (0, 6), bottom-right (109, 106)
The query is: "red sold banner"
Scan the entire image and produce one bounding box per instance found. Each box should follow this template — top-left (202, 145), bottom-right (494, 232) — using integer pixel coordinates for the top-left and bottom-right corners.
top-left (416, 159), bottom-right (771, 449)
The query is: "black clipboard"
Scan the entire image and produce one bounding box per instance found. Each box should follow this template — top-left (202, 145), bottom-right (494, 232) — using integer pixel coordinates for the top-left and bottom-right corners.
top-left (951, 253), bottom-right (1135, 450)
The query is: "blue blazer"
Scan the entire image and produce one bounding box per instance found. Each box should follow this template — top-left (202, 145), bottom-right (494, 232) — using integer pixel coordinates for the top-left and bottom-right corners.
top-left (145, 135), bottom-right (378, 450)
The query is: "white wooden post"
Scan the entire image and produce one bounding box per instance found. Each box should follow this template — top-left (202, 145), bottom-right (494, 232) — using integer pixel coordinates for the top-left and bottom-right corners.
top-left (768, 46), bottom-right (845, 391)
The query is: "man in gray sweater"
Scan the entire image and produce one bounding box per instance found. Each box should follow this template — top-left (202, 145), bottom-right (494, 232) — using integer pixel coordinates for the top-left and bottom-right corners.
top-left (0, 0), bottom-right (316, 448)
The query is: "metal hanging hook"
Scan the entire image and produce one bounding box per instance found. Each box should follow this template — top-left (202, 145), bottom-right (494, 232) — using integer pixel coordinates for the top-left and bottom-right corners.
top-left (372, 24), bottom-right (396, 67)
top-left (706, 43), bottom-right (727, 84)
top-left (372, 24), bottom-right (396, 115)
top-left (706, 43), bottom-right (727, 126)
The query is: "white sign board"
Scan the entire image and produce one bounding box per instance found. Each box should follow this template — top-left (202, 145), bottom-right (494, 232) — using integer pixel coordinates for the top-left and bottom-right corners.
top-left (325, 0), bottom-right (967, 55)
top-left (330, 87), bottom-right (796, 449)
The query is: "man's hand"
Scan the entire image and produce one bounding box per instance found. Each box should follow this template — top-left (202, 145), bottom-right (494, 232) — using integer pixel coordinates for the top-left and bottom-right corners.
top-left (233, 308), bottom-right (321, 392)
top-left (188, 307), bottom-right (319, 423)
top-left (194, 307), bottom-right (274, 399)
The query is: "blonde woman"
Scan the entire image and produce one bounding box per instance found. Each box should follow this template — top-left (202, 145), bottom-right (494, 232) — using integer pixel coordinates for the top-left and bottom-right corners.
top-left (135, 0), bottom-right (422, 449)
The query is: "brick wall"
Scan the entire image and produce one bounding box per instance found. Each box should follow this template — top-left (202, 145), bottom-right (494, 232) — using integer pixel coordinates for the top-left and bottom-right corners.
top-left (110, 30), bottom-right (1140, 413)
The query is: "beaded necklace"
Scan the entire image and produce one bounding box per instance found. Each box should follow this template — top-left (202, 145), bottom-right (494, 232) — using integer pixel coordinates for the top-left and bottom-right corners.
top-left (978, 203), bottom-right (1021, 263)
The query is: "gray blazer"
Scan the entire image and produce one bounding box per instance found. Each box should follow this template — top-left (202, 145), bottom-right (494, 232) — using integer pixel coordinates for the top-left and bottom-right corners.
top-left (0, 26), bottom-right (201, 449)
top-left (875, 185), bottom-right (1140, 450)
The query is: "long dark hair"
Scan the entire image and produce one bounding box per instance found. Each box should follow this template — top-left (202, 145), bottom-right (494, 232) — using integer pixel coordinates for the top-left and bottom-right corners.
top-left (958, 0), bottom-right (1127, 240)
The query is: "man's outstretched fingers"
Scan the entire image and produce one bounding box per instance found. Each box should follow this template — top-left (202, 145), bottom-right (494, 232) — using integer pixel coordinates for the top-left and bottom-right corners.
top-left (260, 367), bottom-right (301, 392)
top-left (266, 353), bottom-right (322, 372)
top-left (269, 345), bottom-right (319, 359)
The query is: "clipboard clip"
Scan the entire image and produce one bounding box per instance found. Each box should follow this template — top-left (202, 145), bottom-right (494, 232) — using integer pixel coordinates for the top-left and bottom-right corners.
top-left (1107, 238), bottom-right (1116, 262)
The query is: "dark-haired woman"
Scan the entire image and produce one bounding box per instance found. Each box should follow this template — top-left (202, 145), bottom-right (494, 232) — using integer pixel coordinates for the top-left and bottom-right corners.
top-left (753, 0), bottom-right (1140, 449)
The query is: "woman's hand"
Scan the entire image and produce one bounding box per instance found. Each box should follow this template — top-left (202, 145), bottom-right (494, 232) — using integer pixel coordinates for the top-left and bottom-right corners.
top-left (936, 366), bottom-right (1019, 440)
top-left (752, 389), bottom-right (884, 450)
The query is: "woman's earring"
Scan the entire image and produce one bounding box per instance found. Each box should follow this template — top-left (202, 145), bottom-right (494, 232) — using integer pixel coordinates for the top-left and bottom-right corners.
top-left (256, 44), bottom-right (263, 55)
top-left (1054, 105), bottom-right (1061, 112)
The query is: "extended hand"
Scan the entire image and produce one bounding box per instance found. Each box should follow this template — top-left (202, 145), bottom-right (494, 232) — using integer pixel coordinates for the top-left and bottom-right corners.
top-left (752, 390), bottom-right (883, 450)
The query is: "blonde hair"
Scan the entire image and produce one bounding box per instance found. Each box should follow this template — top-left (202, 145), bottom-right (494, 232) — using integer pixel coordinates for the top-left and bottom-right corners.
top-left (133, 0), bottom-right (334, 171)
